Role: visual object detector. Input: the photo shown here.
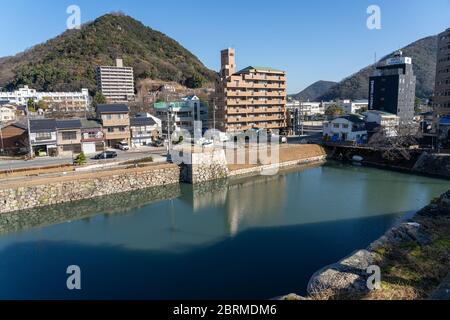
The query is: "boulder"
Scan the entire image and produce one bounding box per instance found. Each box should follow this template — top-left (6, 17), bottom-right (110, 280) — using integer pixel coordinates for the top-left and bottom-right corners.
top-left (307, 250), bottom-right (376, 296)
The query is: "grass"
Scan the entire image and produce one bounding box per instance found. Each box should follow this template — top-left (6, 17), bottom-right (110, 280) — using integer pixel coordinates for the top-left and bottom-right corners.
top-left (310, 204), bottom-right (450, 300)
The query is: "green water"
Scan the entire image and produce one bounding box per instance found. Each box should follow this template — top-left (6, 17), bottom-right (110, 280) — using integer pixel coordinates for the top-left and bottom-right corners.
top-left (0, 162), bottom-right (448, 299)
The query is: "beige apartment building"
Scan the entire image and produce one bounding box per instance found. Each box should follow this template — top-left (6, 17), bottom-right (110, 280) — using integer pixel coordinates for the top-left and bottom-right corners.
top-left (434, 28), bottom-right (450, 115)
top-left (433, 28), bottom-right (450, 145)
top-left (97, 59), bottom-right (135, 103)
top-left (214, 48), bottom-right (287, 133)
top-left (96, 104), bottom-right (131, 147)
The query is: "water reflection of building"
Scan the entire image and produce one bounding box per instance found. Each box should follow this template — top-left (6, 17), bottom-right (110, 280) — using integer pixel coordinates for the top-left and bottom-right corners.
top-left (179, 174), bottom-right (287, 237)
top-left (225, 175), bottom-right (287, 236)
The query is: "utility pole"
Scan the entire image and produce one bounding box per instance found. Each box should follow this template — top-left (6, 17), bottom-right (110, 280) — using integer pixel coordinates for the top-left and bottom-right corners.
top-left (0, 124), bottom-right (4, 153)
top-left (213, 97), bottom-right (217, 131)
top-left (26, 103), bottom-right (33, 159)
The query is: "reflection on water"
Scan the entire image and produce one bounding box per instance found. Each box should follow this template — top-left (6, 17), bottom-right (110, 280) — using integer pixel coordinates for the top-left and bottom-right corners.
top-left (0, 162), bottom-right (448, 299)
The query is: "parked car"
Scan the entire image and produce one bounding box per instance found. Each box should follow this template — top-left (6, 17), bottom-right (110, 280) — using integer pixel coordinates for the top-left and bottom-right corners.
top-left (116, 141), bottom-right (130, 151)
top-left (93, 151), bottom-right (118, 160)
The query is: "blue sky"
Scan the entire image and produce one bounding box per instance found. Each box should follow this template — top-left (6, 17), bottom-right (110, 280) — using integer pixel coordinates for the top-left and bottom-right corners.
top-left (1, 0), bottom-right (449, 93)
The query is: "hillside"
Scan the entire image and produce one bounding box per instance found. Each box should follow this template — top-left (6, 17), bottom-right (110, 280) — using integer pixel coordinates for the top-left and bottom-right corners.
top-left (317, 35), bottom-right (438, 101)
top-left (0, 13), bottom-right (217, 93)
top-left (291, 80), bottom-right (337, 101)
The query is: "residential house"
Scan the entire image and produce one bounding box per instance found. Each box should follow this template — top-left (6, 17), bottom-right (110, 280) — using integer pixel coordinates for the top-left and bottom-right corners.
top-left (130, 116), bottom-right (160, 147)
top-left (56, 119), bottom-right (82, 156)
top-left (154, 95), bottom-right (208, 134)
top-left (0, 104), bottom-right (17, 123)
top-left (363, 110), bottom-right (399, 138)
top-left (80, 119), bottom-right (104, 154)
top-left (0, 122), bottom-right (28, 155)
top-left (323, 114), bottom-right (367, 143)
top-left (29, 119), bottom-right (58, 156)
top-left (96, 104), bottom-right (130, 147)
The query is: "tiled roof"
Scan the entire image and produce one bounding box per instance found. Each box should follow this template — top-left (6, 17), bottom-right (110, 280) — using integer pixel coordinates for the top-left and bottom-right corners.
top-left (80, 119), bottom-right (102, 129)
top-left (130, 117), bottom-right (156, 126)
top-left (96, 104), bottom-right (129, 113)
top-left (56, 119), bottom-right (82, 129)
top-left (235, 66), bottom-right (284, 74)
top-left (29, 119), bottom-right (57, 133)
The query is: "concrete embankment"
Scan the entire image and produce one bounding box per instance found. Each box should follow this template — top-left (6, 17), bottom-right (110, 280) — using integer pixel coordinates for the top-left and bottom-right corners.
top-left (280, 190), bottom-right (450, 301)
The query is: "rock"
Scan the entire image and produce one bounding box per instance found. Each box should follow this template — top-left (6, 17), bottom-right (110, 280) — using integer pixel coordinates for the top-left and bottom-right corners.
top-left (370, 222), bottom-right (431, 248)
top-left (307, 250), bottom-right (376, 296)
top-left (276, 293), bottom-right (309, 300)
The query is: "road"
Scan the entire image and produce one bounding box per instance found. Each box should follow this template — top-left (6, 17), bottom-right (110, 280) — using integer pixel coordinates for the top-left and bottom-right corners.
top-left (0, 147), bottom-right (168, 171)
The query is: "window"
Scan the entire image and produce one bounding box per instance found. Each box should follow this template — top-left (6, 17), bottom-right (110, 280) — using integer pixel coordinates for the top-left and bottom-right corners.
top-left (36, 132), bottom-right (52, 141)
top-left (62, 131), bottom-right (77, 141)
top-left (342, 124), bottom-right (349, 129)
top-left (333, 124), bottom-right (339, 128)
top-left (107, 127), bottom-right (114, 133)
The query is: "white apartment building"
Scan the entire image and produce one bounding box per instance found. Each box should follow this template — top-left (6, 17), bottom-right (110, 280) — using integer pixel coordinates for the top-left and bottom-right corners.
top-left (286, 101), bottom-right (324, 116)
top-left (96, 59), bottom-right (135, 103)
top-left (0, 86), bottom-right (90, 111)
top-left (342, 99), bottom-right (369, 114)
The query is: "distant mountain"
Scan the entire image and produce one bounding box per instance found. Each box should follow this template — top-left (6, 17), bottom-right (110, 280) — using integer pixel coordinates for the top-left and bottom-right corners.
top-left (291, 80), bottom-right (337, 101)
top-left (316, 35), bottom-right (438, 101)
top-left (0, 13), bottom-right (217, 93)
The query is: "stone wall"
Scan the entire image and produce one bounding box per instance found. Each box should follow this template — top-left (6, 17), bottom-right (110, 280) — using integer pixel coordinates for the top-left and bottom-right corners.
top-left (413, 152), bottom-right (450, 178)
top-left (180, 149), bottom-right (229, 184)
top-left (0, 164), bottom-right (180, 214)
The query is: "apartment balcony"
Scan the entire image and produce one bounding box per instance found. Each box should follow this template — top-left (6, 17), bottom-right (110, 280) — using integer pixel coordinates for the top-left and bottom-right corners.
top-left (102, 119), bottom-right (130, 127)
top-left (104, 131), bottom-right (131, 141)
top-left (243, 74), bottom-right (286, 82)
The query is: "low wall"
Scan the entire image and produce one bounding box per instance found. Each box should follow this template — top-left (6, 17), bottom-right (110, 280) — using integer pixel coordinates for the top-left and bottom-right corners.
top-left (228, 155), bottom-right (326, 178)
top-left (180, 149), bottom-right (229, 184)
top-left (0, 164), bottom-right (180, 214)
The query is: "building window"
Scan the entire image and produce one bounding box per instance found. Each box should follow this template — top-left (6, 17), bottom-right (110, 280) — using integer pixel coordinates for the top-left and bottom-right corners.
top-left (62, 131), bottom-right (77, 141)
top-left (36, 132), bottom-right (52, 141)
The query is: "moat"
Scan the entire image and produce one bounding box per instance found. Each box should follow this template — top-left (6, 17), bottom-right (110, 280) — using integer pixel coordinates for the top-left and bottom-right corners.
top-left (0, 162), bottom-right (448, 299)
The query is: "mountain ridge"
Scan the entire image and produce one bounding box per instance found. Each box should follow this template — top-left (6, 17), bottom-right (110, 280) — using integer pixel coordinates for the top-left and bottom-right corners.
top-left (315, 35), bottom-right (438, 101)
top-left (0, 13), bottom-right (217, 93)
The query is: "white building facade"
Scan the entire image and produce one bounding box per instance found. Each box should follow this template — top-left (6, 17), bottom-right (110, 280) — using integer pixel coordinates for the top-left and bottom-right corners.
top-left (96, 59), bottom-right (135, 103)
top-left (0, 86), bottom-right (90, 111)
top-left (323, 115), bottom-right (368, 143)
top-left (342, 99), bottom-right (369, 114)
top-left (0, 105), bottom-right (16, 123)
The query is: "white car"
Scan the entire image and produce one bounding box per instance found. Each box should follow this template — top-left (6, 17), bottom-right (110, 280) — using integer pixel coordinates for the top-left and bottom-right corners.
top-left (116, 142), bottom-right (130, 151)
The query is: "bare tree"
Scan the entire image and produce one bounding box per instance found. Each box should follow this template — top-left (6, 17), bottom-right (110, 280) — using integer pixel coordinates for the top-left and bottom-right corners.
top-left (368, 123), bottom-right (422, 161)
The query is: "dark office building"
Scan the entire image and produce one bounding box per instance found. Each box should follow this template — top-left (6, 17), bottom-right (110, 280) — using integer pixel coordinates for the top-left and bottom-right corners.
top-left (368, 51), bottom-right (416, 124)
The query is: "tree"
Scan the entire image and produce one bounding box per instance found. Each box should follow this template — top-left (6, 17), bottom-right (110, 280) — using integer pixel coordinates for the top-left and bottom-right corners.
top-left (185, 74), bottom-right (205, 89)
top-left (368, 124), bottom-right (422, 161)
top-left (27, 99), bottom-right (37, 112)
top-left (37, 100), bottom-right (49, 111)
top-left (325, 104), bottom-right (345, 116)
top-left (74, 152), bottom-right (87, 166)
top-left (93, 92), bottom-right (107, 108)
